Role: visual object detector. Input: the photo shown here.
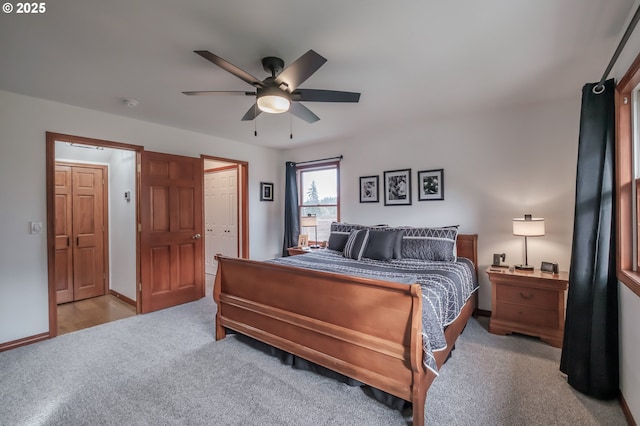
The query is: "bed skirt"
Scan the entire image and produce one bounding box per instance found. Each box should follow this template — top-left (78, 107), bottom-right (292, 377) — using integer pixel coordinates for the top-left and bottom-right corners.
top-left (230, 329), bottom-right (458, 414)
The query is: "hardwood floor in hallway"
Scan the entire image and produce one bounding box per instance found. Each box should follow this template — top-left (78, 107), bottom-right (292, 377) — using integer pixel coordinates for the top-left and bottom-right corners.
top-left (57, 294), bottom-right (136, 335)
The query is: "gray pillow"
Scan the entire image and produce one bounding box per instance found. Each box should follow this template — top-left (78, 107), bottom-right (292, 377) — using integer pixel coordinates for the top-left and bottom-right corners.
top-left (392, 229), bottom-right (404, 259)
top-left (327, 232), bottom-right (349, 251)
top-left (328, 222), bottom-right (366, 252)
top-left (343, 229), bottom-right (370, 260)
top-left (397, 226), bottom-right (459, 261)
top-left (364, 230), bottom-right (399, 261)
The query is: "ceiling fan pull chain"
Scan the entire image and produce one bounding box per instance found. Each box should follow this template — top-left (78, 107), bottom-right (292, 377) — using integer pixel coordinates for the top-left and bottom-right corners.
top-left (290, 114), bottom-right (293, 139)
top-left (254, 104), bottom-right (258, 136)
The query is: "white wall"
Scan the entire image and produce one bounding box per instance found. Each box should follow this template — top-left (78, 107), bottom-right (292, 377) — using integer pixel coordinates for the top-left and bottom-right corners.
top-left (108, 149), bottom-right (137, 301)
top-left (283, 97), bottom-right (579, 312)
top-left (0, 89), bottom-right (282, 345)
top-left (612, 2), bottom-right (640, 420)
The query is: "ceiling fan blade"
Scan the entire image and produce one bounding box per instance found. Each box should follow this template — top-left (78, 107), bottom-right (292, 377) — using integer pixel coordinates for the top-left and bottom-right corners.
top-left (275, 50), bottom-right (327, 92)
top-left (194, 50), bottom-right (265, 88)
top-left (292, 89), bottom-right (360, 103)
top-left (182, 91), bottom-right (255, 96)
top-left (289, 102), bottom-right (320, 123)
top-left (241, 103), bottom-right (263, 121)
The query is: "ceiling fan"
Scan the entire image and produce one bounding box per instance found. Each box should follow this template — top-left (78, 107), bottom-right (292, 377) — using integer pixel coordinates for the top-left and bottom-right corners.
top-left (182, 50), bottom-right (360, 123)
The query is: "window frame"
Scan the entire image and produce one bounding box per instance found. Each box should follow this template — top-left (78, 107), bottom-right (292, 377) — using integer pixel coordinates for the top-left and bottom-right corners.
top-left (616, 50), bottom-right (640, 297)
top-left (297, 161), bottom-right (341, 243)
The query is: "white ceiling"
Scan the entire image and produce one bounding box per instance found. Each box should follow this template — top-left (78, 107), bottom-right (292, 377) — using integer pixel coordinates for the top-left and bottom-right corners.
top-left (0, 0), bottom-right (634, 149)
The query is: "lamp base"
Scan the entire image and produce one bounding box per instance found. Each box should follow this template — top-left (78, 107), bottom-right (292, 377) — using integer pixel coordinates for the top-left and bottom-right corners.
top-left (514, 264), bottom-right (534, 271)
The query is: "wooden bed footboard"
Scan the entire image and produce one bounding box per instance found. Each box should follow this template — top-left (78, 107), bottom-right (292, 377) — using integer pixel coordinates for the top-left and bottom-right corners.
top-left (213, 234), bottom-right (478, 426)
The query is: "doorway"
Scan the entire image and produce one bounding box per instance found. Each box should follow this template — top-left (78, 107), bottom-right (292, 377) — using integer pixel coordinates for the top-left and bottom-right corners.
top-left (202, 156), bottom-right (249, 295)
top-left (47, 133), bottom-right (142, 336)
top-left (46, 134), bottom-right (250, 336)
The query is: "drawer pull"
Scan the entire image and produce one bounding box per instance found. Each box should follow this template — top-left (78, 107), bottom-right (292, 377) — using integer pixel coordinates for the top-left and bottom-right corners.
top-left (519, 292), bottom-right (534, 300)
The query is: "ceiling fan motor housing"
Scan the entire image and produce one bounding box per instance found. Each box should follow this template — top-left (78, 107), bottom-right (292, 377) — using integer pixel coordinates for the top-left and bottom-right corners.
top-left (262, 56), bottom-right (285, 76)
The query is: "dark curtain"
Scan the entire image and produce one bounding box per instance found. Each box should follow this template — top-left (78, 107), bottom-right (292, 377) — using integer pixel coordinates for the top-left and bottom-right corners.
top-left (282, 161), bottom-right (300, 256)
top-left (560, 79), bottom-right (618, 399)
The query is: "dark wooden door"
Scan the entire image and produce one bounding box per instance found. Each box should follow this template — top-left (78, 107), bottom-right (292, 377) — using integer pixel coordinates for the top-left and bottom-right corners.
top-left (72, 166), bottom-right (106, 301)
top-left (54, 163), bottom-right (107, 303)
top-left (54, 165), bottom-right (74, 303)
top-left (140, 151), bottom-right (204, 313)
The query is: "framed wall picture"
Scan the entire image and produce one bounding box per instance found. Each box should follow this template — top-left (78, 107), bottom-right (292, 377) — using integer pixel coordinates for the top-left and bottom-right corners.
top-left (260, 182), bottom-right (274, 201)
top-left (297, 234), bottom-right (309, 248)
top-left (359, 175), bottom-right (379, 203)
top-left (383, 169), bottom-right (411, 206)
top-left (418, 169), bottom-right (444, 201)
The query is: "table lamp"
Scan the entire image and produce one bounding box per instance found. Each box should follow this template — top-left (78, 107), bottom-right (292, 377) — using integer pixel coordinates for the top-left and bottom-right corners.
top-left (300, 214), bottom-right (319, 248)
top-left (512, 214), bottom-right (545, 270)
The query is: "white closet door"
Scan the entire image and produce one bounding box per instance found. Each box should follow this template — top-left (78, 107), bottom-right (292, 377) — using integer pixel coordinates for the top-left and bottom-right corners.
top-left (205, 168), bottom-right (238, 275)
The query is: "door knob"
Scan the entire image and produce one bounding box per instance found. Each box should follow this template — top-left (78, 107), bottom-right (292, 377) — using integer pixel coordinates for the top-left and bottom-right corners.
top-left (192, 233), bottom-right (202, 239)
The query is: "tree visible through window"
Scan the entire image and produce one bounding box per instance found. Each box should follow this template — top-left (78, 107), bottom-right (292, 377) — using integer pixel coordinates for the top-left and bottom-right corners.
top-left (298, 162), bottom-right (340, 244)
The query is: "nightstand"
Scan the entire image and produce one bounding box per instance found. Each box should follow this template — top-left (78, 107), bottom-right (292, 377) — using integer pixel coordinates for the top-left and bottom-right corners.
top-left (486, 267), bottom-right (568, 348)
top-left (287, 246), bottom-right (323, 256)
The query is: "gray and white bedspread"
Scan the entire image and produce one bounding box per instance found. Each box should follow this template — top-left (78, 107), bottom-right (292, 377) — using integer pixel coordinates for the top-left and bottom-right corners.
top-left (268, 250), bottom-right (478, 375)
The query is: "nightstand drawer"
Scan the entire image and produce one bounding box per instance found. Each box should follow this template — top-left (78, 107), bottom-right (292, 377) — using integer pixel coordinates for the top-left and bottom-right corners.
top-left (495, 285), bottom-right (557, 310)
top-left (496, 302), bottom-right (559, 329)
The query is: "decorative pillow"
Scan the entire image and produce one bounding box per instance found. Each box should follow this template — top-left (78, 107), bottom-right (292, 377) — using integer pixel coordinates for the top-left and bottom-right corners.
top-left (364, 230), bottom-right (399, 261)
top-left (328, 222), bottom-right (367, 251)
top-left (343, 229), bottom-right (370, 260)
top-left (392, 229), bottom-right (404, 259)
top-left (327, 233), bottom-right (349, 251)
top-left (397, 226), bottom-right (459, 261)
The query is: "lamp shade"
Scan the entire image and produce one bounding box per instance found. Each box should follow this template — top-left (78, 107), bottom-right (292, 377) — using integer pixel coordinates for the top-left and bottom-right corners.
top-left (300, 215), bottom-right (317, 227)
top-left (257, 87), bottom-right (290, 113)
top-left (512, 216), bottom-right (545, 236)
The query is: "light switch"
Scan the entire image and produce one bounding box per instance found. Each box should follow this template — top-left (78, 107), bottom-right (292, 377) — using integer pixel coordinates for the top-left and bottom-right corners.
top-left (30, 221), bottom-right (43, 234)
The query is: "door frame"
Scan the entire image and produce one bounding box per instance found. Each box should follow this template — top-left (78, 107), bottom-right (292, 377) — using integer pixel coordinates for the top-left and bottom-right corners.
top-left (202, 155), bottom-right (249, 259)
top-left (46, 132), bottom-right (143, 337)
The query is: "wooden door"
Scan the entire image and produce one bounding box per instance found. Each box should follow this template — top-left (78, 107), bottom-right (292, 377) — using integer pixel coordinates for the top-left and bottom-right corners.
top-left (54, 165), bottom-right (74, 303)
top-left (204, 167), bottom-right (239, 274)
top-left (140, 151), bottom-right (204, 313)
top-left (72, 166), bottom-right (106, 301)
top-left (55, 163), bottom-right (107, 303)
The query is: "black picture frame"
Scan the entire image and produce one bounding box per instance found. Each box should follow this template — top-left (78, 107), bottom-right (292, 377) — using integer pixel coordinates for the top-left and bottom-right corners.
top-left (383, 169), bottom-right (411, 206)
top-left (417, 169), bottom-right (444, 201)
top-left (359, 175), bottom-right (379, 203)
top-left (260, 182), bottom-right (274, 201)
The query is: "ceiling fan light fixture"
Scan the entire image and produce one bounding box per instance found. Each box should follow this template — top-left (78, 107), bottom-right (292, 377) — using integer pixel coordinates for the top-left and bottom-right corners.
top-left (257, 87), bottom-right (290, 114)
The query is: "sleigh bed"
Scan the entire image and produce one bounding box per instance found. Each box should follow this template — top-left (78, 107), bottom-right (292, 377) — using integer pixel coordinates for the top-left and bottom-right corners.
top-left (213, 228), bottom-right (478, 426)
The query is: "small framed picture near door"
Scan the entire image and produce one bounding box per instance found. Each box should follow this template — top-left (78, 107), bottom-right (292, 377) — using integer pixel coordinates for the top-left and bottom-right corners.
top-left (384, 169), bottom-right (411, 206)
top-left (260, 182), bottom-right (274, 201)
top-left (418, 169), bottom-right (444, 201)
top-left (359, 175), bottom-right (379, 203)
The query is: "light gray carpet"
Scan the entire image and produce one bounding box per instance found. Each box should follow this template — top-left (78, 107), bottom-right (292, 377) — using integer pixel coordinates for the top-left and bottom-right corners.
top-left (0, 295), bottom-right (627, 425)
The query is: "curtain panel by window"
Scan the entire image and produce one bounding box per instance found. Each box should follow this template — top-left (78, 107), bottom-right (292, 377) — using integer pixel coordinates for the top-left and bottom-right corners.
top-left (560, 79), bottom-right (618, 399)
top-left (282, 161), bottom-right (300, 256)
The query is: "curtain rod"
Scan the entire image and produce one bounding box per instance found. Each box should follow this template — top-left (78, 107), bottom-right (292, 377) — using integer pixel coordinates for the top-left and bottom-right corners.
top-left (595, 3), bottom-right (640, 92)
top-left (296, 155), bottom-right (343, 165)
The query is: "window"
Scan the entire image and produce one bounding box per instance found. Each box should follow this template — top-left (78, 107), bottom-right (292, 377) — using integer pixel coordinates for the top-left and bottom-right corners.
top-left (297, 161), bottom-right (340, 244)
top-left (616, 51), bottom-right (640, 297)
